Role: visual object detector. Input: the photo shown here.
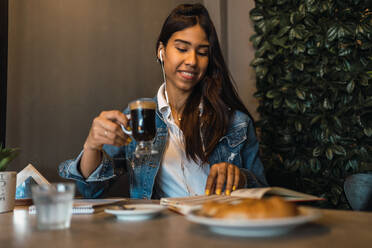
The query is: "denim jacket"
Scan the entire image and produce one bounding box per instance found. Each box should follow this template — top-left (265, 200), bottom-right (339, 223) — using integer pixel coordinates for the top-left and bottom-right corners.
top-left (59, 100), bottom-right (268, 199)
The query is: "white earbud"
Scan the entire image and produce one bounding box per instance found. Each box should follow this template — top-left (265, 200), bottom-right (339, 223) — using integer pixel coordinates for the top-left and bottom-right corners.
top-left (159, 49), bottom-right (169, 103)
top-left (159, 50), bottom-right (164, 63)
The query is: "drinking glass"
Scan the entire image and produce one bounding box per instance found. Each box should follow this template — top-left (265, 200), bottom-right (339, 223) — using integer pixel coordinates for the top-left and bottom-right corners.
top-left (121, 98), bottom-right (158, 157)
top-left (31, 183), bottom-right (75, 230)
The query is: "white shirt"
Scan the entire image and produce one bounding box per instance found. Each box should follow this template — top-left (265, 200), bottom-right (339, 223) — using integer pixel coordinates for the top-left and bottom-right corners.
top-left (155, 83), bottom-right (210, 197)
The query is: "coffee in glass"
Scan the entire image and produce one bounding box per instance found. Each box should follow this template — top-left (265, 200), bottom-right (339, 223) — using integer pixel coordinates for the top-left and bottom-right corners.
top-left (121, 98), bottom-right (157, 156)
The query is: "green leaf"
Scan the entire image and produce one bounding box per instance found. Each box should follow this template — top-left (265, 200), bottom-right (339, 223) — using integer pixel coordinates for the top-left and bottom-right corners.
top-left (297, 102), bottom-right (306, 113)
top-left (298, 4), bottom-right (306, 17)
top-left (360, 147), bottom-right (368, 158)
top-left (331, 185), bottom-right (342, 195)
top-left (294, 60), bottom-right (304, 71)
top-left (326, 147), bottom-right (334, 160)
top-left (333, 145), bottom-right (346, 156)
top-left (360, 75), bottom-right (369, 87)
top-left (0, 157), bottom-right (11, 171)
top-left (256, 20), bottom-right (266, 33)
top-left (338, 25), bottom-right (353, 39)
top-left (280, 84), bottom-right (291, 92)
top-left (256, 66), bottom-right (268, 79)
top-left (277, 26), bottom-right (291, 37)
top-left (250, 35), bottom-right (263, 48)
top-left (295, 121), bottom-right (302, 132)
top-left (266, 90), bottom-right (278, 99)
top-left (313, 146), bottom-right (322, 157)
top-left (309, 158), bottom-right (321, 173)
top-left (277, 0), bottom-right (288, 4)
top-left (332, 116), bottom-right (342, 129)
top-left (311, 115), bottom-right (322, 125)
top-left (272, 36), bottom-right (289, 48)
top-left (295, 88), bottom-right (306, 100)
top-left (343, 59), bottom-right (351, 71)
top-left (327, 25), bottom-right (338, 42)
top-left (295, 43), bottom-right (306, 54)
top-left (0, 146), bottom-right (19, 171)
top-left (251, 58), bottom-right (265, 67)
top-left (363, 128), bottom-right (372, 137)
top-left (255, 41), bottom-right (270, 57)
top-left (289, 26), bottom-right (305, 40)
top-left (305, 0), bottom-right (316, 5)
top-left (285, 99), bottom-right (297, 110)
top-left (339, 47), bottom-right (352, 56)
top-left (269, 17), bottom-right (281, 29)
top-left (323, 98), bottom-right (332, 109)
top-left (290, 159), bottom-right (301, 172)
top-left (250, 9), bottom-right (264, 22)
top-left (346, 160), bottom-right (358, 172)
top-left (346, 81), bottom-right (355, 93)
top-left (273, 97), bottom-right (283, 109)
top-left (304, 16), bottom-right (316, 27)
top-left (290, 12), bottom-right (296, 24)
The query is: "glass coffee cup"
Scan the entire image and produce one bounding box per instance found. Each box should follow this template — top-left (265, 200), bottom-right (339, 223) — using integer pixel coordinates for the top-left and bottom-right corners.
top-left (121, 98), bottom-right (158, 156)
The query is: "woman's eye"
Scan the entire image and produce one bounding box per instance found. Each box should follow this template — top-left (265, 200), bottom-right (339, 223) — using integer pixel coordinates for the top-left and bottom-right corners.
top-left (198, 51), bottom-right (209, 56)
top-left (176, 47), bottom-right (187, 52)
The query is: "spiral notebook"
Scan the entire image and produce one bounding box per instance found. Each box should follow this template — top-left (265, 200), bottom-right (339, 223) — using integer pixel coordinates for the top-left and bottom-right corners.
top-left (29, 198), bottom-right (127, 215)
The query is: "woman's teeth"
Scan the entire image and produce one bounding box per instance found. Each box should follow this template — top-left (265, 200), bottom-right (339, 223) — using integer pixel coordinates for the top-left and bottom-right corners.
top-left (181, 72), bottom-right (194, 77)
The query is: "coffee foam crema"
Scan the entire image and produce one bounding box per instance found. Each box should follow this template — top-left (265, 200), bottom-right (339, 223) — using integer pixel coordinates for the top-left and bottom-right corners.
top-left (129, 99), bottom-right (156, 110)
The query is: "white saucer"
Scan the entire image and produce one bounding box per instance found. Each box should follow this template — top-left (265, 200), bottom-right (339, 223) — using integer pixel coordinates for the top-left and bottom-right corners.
top-left (104, 204), bottom-right (166, 221)
top-left (186, 207), bottom-right (321, 237)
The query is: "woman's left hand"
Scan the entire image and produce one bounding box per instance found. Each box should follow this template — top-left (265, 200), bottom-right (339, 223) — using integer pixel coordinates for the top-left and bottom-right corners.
top-left (205, 162), bottom-right (245, 196)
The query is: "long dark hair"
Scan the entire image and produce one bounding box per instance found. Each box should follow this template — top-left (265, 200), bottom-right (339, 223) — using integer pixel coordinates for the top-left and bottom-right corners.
top-left (156, 4), bottom-right (253, 163)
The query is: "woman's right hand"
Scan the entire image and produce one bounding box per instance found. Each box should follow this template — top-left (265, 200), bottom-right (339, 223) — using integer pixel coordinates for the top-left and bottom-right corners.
top-left (84, 110), bottom-right (131, 152)
top-left (80, 110), bottom-right (131, 178)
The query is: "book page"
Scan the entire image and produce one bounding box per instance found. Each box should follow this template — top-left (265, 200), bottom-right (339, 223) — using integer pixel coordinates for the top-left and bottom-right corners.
top-left (231, 187), bottom-right (323, 201)
top-left (230, 187), bottom-right (272, 198)
top-left (265, 187), bottom-right (323, 201)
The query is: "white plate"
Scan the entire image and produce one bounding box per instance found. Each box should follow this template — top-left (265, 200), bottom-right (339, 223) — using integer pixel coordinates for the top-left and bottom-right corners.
top-left (186, 207), bottom-right (321, 237)
top-left (105, 204), bottom-right (166, 221)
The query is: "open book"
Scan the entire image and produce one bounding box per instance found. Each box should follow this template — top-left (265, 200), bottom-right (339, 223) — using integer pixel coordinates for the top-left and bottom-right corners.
top-left (160, 187), bottom-right (324, 215)
top-left (29, 198), bottom-right (128, 215)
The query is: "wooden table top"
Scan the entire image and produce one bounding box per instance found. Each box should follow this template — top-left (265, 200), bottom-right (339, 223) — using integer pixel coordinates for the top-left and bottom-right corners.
top-left (0, 201), bottom-right (371, 248)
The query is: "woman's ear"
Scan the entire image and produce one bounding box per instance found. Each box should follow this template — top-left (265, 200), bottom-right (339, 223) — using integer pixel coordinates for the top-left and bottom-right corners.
top-left (157, 43), bottom-right (165, 62)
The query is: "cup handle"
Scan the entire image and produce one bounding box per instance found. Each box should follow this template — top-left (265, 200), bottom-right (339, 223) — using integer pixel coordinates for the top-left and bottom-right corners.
top-left (121, 124), bottom-right (132, 136)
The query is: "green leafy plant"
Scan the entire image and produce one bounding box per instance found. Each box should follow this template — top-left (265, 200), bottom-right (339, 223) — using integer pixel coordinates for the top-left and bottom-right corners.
top-left (250, 0), bottom-right (372, 208)
top-left (0, 145), bottom-right (19, 171)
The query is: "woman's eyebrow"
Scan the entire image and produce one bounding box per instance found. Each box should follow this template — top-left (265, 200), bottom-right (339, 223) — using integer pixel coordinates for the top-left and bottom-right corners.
top-left (174, 39), bottom-right (210, 48)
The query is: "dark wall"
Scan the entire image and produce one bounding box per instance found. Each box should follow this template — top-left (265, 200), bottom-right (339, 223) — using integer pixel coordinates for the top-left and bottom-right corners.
top-left (7, 0), bottom-right (198, 182)
top-left (0, 0), bottom-right (8, 147)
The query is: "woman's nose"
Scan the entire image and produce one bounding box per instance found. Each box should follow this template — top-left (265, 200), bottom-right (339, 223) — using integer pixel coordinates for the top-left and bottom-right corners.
top-left (185, 51), bottom-right (197, 66)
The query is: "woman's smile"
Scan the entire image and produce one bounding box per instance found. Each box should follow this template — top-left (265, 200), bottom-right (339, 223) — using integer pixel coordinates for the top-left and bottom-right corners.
top-left (178, 70), bottom-right (198, 81)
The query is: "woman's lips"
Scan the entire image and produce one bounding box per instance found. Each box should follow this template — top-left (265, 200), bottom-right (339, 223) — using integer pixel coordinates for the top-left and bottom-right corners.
top-left (178, 71), bottom-right (197, 80)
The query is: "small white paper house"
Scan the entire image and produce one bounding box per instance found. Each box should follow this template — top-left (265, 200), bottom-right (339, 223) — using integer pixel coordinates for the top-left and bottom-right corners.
top-left (16, 164), bottom-right (50, 199)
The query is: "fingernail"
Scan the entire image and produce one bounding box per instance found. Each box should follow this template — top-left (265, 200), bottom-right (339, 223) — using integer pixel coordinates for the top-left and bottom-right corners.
top-left (124, 139), bottom-right (132, 146)
top-left (125, 137), bottom-right (132, 145)
top-left (225, 190), bottom-right (231, 196)
top-left (205, 189), bottom-right (210, 196)
top-left (232, 186), bottom-right (236, 191)
top-left (216, 189), bottom-right (221, 195)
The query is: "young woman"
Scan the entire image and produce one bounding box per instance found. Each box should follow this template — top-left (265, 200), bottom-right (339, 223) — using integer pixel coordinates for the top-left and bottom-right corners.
top-left (59, 3), bottom-right (267, 199)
